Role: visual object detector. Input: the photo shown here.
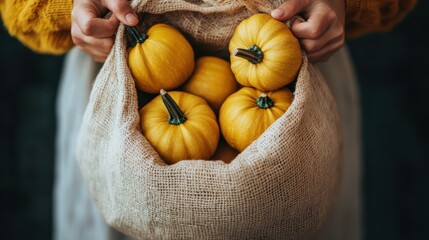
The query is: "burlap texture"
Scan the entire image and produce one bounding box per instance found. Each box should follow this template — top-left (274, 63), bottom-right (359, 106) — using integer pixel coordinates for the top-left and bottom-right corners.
top-left (76, 1), bottom-right (342, 239)
top-left (130, 0), bottom-right (285, 55)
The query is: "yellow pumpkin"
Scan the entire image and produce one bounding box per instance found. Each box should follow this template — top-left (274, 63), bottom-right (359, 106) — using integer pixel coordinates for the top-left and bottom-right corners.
top-left (180, 56), bottom-right (239, 113)
top-left (126, 25), bottom-right (195, 94)
top-left (219, 87), bottom-right (294, 152)
top-left (211, 137), bottom-right (239, 164)
top-left (139, 90), bottom-right (219, 164)
top-left (229, 13), bottom-right (302, 91)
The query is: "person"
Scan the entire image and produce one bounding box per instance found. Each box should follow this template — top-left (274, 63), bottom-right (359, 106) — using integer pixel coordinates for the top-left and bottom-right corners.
top-left (0, 0), bottom-right (417, 239)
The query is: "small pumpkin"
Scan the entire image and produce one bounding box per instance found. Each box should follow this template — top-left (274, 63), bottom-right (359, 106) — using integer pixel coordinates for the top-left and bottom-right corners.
top-left (229, 13), bottom-right (302, 91)
top-left (219, 87), bottom-right (294, 152)
top-left (211, 137), bottom-right (239, 164)
top-left (139, 90), bottom-right (219, 164)
top-left (180, 56), bottom-right (239, 113)
top-left (126, 25), bottom-right (195, 94)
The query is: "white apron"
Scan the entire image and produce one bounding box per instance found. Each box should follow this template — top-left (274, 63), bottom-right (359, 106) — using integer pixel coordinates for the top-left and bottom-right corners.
top-left (53, 46), bottom-right (362, 240)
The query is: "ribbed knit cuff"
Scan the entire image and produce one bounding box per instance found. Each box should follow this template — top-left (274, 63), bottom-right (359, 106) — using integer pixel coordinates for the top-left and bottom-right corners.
top-left (1, 0), bottom-right (73, 54)
top-left (16, 30), bottom-right (73, 55)
top-left (45, 0), bottom-right (73, 30)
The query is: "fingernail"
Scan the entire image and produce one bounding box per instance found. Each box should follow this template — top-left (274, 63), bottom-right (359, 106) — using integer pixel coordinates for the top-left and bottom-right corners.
top-left (271, 8), bottom-right (285, 19)
top-left (126, 13), bottom-right (138, 25)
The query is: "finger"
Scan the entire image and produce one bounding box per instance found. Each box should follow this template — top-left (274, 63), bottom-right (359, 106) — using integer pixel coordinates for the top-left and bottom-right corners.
top-left (306, 39), bottom-right (344, 63)
top-left (80, 45), bottom-right (110, 62)
top-left (71, 25), bottom-right (115, 56)
top-left (291, 7), bottom-right (333, 39)
top-left (271, 0), bottom-right (308, 21)
top-left (93, 53), bottom-right (110, 63)
top-left (79, 42), bottom-right (111, 62)
top-left (72, 5), bottom-right (120, 37)
top-left (102, 0), bottom-right (138, 26)
top-left (299, 24), bottom-right (344, 53)
top-left (76, 36), bottom-right (114, 56)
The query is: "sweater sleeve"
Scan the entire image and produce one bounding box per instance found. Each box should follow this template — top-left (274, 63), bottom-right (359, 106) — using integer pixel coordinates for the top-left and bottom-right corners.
top-left (0, 0), bottom-right (73, 55)
top-left (345, 0), bottom-right (417, 38)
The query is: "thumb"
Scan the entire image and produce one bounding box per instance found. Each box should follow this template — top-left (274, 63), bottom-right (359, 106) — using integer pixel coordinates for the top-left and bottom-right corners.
top-left (103, 0), bottom-right (138, 26)
top-left (271, 0), bottom-right (307, 21)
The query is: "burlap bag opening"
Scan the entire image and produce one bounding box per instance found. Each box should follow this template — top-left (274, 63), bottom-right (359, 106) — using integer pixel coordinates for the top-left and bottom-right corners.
top-left (76, 1), bottom-right (343, 239)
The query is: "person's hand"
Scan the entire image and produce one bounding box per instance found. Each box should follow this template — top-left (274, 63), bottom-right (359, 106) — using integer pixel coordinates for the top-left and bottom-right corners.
top-left (71, 0), bottom-right (139, 62)
top-left (271, 0), bottom-right (346, 63)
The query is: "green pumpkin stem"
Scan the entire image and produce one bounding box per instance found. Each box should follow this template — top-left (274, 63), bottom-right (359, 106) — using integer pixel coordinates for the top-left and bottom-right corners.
top-left (125, 26), bottom-right (148, 47)
top-left (160, 89), bottom-right (187, 125)
top-left (233, 45), bottom-right (264, 64)
top-left (256, 93), bottom-right (274, 109)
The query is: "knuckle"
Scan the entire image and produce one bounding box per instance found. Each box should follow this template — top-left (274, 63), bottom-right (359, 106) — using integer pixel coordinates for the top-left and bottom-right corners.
top-left (102, 39), bottom-right (114, 51)
top-left (302, 41), bottom-right (318, 53)
top-left (308, 28), bottom-right (322, 39)
top-left (80, 22), bottom-right (94, 36)
top-left (327, 10), bottom-right (337, 21)
top-left (71, 32), bottom-right (83, 45)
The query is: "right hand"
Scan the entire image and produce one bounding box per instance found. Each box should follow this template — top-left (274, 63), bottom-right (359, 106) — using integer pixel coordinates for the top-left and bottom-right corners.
top-left (271, 0), bottom-right (346, 63)
top-left (71, 0), bottom-right (139, 62)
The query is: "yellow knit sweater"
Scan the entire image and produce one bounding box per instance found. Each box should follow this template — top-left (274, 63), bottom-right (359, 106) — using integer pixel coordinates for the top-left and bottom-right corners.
top-left (346, 0), bottom-right (417, 37)
top-left (0, 0), bottom-right (417, 55)
top-left (0, 0), bottom-right (73, 54)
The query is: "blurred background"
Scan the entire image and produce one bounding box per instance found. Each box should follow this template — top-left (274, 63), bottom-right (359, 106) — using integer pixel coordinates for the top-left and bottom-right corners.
top-left (1, 1), bottom-right (428, 239)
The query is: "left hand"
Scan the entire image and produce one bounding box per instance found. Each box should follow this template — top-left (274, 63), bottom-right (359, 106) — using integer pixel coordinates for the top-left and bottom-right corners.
top-left (271, 0), bottom-right (346, 63)
top-left (71, 0), bottom-right (139, 62)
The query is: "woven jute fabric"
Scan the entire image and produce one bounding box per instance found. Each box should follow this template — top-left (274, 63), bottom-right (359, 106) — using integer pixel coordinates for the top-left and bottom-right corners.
top-left (130, 0), bottom-right (284, 55)
top-left (76, 1), bottom-right (343, 239)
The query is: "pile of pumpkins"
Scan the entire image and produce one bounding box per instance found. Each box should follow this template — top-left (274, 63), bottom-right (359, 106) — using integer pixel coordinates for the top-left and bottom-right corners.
top-left (127, 13), bottom-right (302, 165)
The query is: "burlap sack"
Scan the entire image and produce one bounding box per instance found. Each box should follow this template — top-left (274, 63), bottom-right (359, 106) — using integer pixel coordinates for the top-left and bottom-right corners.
top-left (76, 1), bottom-right (342, 239)
top-left (128, 0), bottom-right (286, 56)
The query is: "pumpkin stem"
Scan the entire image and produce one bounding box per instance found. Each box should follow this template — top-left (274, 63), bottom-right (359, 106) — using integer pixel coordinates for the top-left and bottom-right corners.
top-left (233, 45), bottom-right (263, 64)
top-left (160, 89), bottom-right (187, 125)
top-left (125, 26), bottom-right (148, 47)
top-left (256, 93), bottom-right (274, 109)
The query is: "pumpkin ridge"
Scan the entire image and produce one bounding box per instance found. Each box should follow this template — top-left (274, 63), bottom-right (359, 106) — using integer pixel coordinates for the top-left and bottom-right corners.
top-left (258, 21), bottom-right (288, 47)
top-left (142, 121), bottom-right (170, 154)
top-left (131, 45), bottom-right (158, 91)
top-left (182, 122), bottom-right (213, 159)
top-left (166, 127), bottom-right (185, 160)
top-left (243, 17), bottom-right (259, 48)
top-left (145, 42), bottom-right (172, 87)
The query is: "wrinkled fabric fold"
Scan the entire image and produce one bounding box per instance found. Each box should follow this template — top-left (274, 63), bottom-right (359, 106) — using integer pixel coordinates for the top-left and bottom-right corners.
top-left (75, 17), bottom-right (342, 238)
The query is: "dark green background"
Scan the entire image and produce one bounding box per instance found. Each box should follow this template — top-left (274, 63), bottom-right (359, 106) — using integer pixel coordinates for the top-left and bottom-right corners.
top-left (1, 2), bottom-right (428, 239)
